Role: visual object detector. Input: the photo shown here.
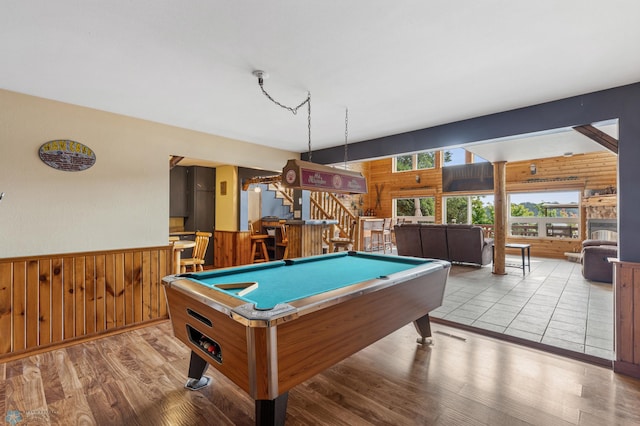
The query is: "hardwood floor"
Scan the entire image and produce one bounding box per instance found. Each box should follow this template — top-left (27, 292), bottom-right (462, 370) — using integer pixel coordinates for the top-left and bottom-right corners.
top-left (2, 320), bottom-right (640, 425)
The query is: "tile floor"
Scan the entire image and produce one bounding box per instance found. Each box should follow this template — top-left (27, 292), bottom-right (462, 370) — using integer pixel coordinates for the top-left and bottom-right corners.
top-left (430, 255), bottom-right (615, 360)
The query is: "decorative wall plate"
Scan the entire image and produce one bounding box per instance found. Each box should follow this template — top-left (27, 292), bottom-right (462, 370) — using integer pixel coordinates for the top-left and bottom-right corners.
top-left (39, 140), bottom-right (96, 171)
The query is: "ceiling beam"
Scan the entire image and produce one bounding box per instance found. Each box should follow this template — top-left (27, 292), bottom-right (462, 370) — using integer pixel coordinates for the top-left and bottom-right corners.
top-left (572, 125), bottom-right (618, 154)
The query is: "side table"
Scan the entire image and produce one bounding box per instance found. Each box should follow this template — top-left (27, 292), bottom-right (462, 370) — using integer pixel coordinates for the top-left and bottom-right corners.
top-left (493, 243), bottom-right (531, 276)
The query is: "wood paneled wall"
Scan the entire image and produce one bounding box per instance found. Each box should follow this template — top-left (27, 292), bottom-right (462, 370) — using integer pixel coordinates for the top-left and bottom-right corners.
top-left (364, 151), bottom-right (617, 258)
top-left (213, 230), bottom-right (252, 268)
top-left (613, 260), bottom-right (640, 378)
top-left (0, 246), bottom-right (172, 361)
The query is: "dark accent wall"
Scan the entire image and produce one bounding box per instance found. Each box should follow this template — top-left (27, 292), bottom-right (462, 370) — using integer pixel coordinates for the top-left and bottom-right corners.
top-left (184, 166), bottom-right (216, 266)
top-left (305, 82), bottom-right (640, 263)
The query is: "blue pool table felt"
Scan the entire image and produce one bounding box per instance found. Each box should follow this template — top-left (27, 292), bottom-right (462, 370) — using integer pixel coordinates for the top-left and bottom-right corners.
top-left (187, 252), bottom-right (431, 310)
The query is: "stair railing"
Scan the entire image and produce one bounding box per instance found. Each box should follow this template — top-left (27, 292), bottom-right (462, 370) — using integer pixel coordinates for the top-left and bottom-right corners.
top-left (310, 192), bottom-right (356, 245)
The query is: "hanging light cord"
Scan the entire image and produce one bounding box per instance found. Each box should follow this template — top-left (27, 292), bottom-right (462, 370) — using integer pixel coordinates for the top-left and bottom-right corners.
top-left (344, 107), bottom-right (349, 170)
top-left (256, 73), bottom-right (312, 161)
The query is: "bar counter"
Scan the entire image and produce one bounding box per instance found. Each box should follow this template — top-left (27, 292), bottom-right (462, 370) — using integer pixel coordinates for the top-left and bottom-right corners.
top-left (285, 219), bottom-right (338, 258)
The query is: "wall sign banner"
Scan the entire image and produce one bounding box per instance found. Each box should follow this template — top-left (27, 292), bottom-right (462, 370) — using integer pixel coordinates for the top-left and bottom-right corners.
top-left (38, 140), bottom-right (96, 172)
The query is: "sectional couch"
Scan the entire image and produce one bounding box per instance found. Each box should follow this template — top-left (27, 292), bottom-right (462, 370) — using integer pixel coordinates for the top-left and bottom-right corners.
top-left (395, 223), bottom-right (493, 266)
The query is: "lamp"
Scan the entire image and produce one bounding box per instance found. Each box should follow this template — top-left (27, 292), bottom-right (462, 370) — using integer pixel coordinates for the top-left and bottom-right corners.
top-left (530, 164), bottom-right (537, 175)
top-left (253, 70), bottom-right (367, 194)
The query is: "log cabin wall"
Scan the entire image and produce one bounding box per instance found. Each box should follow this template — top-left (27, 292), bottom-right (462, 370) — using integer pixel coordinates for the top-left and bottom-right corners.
top-left (364, 151), bottom-right (617, 259)
top-left (0, 246), bottom-right (172, 361)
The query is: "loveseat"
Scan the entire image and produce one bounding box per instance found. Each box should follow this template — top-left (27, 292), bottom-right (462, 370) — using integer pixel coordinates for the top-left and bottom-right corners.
top-left (581, 239), bottom-right (617, 283)
top-left (395, 223), bottom-right (493, 266)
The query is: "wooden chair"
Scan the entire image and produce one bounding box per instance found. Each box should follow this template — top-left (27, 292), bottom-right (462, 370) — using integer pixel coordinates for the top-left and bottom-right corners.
top-left (330, 221), bottom-right (357, 252)
top-left (249, 222), bottom-right (270, 263)
top-left (276, 223), bottom-right (289, 259)
top-left (180, 231), bottom-right (212, 273)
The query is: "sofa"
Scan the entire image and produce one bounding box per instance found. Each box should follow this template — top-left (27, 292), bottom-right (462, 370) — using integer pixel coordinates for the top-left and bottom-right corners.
top-left (394, 223), bottom-right (423, 257)
top-left (395, 223), bottom-right (493, 266)
top-left (581, 239), bottom-right (617, 283)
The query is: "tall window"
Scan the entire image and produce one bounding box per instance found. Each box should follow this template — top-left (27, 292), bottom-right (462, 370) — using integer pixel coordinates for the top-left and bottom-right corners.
top-left (394, 197), bottom-right (435, 223)
top-left (394, 151), bottom-right (436, 172)
top-left (444, 196), bottom-right (469, 223)
top-left (509, 191), bottom-right (580, 238)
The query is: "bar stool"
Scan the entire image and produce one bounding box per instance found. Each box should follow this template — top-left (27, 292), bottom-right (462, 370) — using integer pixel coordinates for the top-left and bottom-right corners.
top-left (369, 219), bottom-right (385, 252)
top-left (250, 222), bottom-right (270, 263)
top-left (330, 221), bottom-right (356, 252)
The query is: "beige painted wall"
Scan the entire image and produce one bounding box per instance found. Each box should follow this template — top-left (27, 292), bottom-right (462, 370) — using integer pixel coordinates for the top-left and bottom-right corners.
top-left (215, 165), bottom-right (239, 231)
top-left (0, 89), bottom-right (296, 257)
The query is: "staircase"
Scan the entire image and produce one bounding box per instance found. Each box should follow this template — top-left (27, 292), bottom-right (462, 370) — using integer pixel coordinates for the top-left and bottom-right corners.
top-left (310, 192), bottom-right (357, 246)
top-left (268, 183), bottom-right (294, 212)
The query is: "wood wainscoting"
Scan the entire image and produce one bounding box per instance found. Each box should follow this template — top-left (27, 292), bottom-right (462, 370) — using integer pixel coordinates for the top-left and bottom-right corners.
top-left (213, 230), bottom-right (252, 268)
top-left (0, 245), bottom-right (172, 361)
top-left (505, 236), bottom-right (582, 259)
top-left (613, 260), bottom-right (640, 378)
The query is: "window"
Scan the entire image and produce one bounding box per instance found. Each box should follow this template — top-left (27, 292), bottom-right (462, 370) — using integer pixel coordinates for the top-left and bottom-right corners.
top-left (394, 151), bottom-right (436, 172)
top-left (444, 196), bottom-right (469, 224)
top-left (395, 154), bottom-right (413, 172)
top-left (442, 147), bottom-right (466, 167)
top-left (509, 191), bottom-right (580, 238)
top-left (394, 197), bottom-right (435, 223)
top-left (443, 194), bottom-right (494, 225)
top-left (417, 152), bottom-right (436, 169)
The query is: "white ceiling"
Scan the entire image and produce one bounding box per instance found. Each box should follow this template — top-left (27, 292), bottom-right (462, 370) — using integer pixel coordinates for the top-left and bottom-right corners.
top-left (463, 122), bottom-right (617, 163)
top-left (2, 1), bottom-right (638, 159)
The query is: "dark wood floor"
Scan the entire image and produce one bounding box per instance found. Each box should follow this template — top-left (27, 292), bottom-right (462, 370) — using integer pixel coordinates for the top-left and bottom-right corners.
top-left (2, 320), bottom-right (640, 425)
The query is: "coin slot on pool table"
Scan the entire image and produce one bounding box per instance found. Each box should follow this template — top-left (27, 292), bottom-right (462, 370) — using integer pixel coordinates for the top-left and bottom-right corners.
top-left (186, 324), bottom-right (222, 364)
top-left (186, 308), bottom-right (213, 327)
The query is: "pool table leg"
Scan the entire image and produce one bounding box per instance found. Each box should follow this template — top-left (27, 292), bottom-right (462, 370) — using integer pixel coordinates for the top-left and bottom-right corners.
top-left (256, 392), bottom-right (289, 426)
top-left (184, 351), bottom-right (211, 391)
top-left (413, 314), bottom-right (433, 345)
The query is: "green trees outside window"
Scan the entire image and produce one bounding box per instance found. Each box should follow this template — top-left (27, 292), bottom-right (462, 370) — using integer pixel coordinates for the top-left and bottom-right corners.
top-left (394, 151), bottom-right (438, 171)
top-left (395, 197), bottom-right (435, 218)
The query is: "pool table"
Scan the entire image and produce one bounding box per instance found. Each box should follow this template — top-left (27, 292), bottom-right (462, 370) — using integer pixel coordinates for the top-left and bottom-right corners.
top-left (162, 251), bottom-right (450, 425)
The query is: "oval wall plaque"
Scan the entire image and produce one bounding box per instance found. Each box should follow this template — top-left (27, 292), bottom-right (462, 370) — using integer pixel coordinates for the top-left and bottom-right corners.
top-left (38, 140), bottom-right (96, 172)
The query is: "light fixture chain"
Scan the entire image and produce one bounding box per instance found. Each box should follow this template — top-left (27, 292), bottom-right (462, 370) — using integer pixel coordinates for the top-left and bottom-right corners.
top-left (308, 98), bottom-right (312, 161)
top-left (256, 73), bottom-right (312, 161)
top-left (344, 107), bottom-right (349, 169)
top-left (259, 83), bottom-right (310, 115)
